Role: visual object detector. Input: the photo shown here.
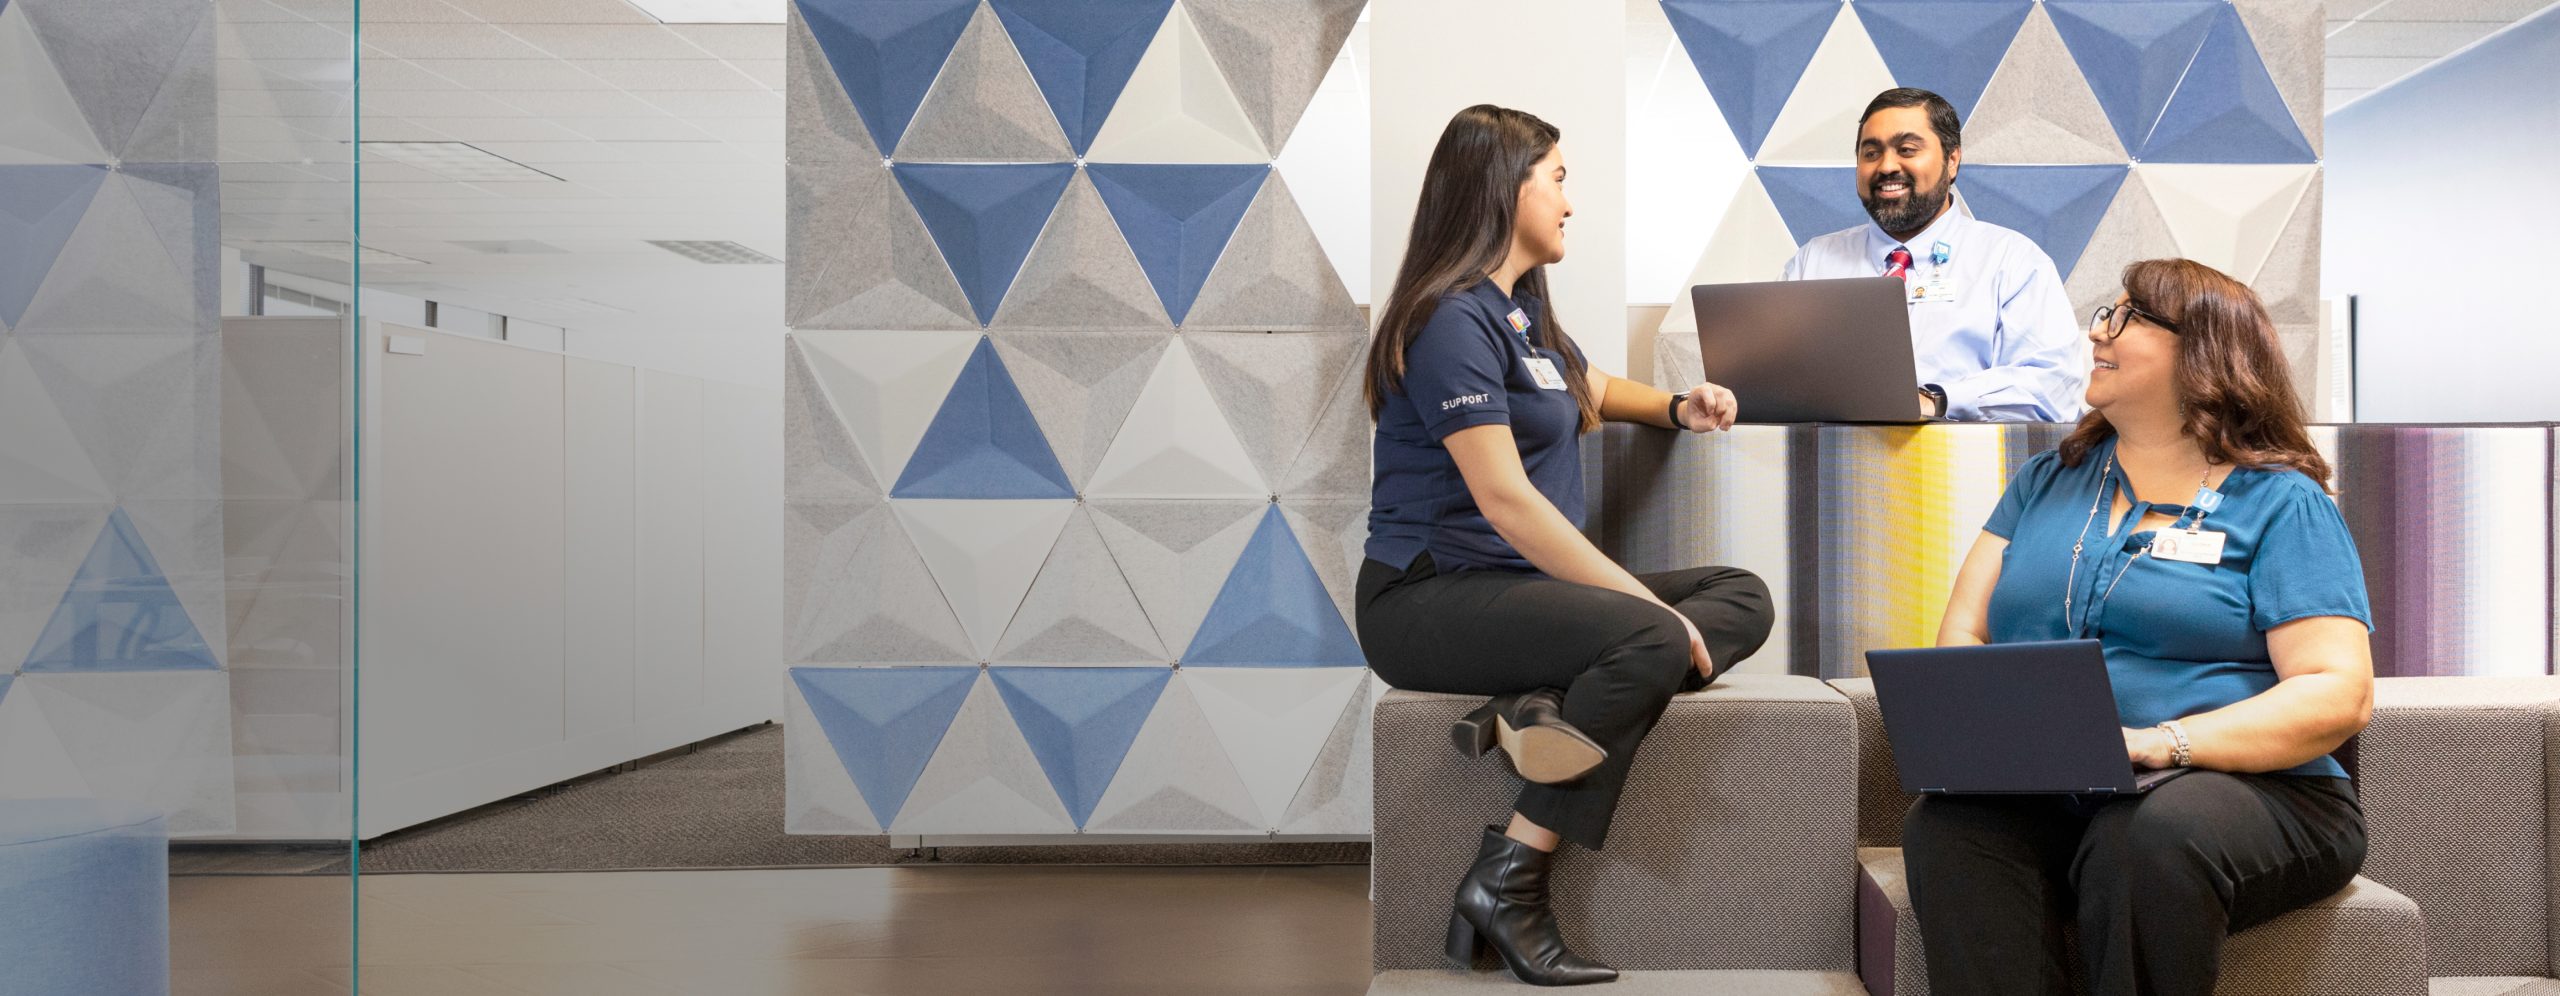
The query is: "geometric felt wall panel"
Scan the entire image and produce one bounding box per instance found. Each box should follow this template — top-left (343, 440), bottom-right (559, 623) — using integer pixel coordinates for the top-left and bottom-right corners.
top-left (1185, 666), bottom-right (1365, 825)
top-left (1659, 0), bottom-right (1841, 159)
top-left (1186, 330), bottom-right (1364, 488)
top-left (893, 497), bottom-right (1076, 659)
top-left (1182, 0), bottom-right (1365, 152)
top-left (20, 507), bottom-right (218, 672)
top-left (898, 3), bottom-right (1074, 163)
top-left (783, 338), bottom-right (881, 501)
top-left (989, 329), bottom-right (1170, 489)
top-left (0, 671), bottom-right (235, 835)
top-left (2059, 167), bottom-right (2181, 323)
top-left (1086, 163), bottom-right (1267, 325)
top-left (1085, 1), bottom-right (1269, 164)
top-left (2138, 162), bottom-right (2315, 285)
top-left (892, 672), bottom-right (1078, 833)
top-left (1182, 171), bottom-right (1362, 332)
top-left (1183, 506), bottom-right (1364, 667)
top-left (1962, 3), bottom-right (2126, 165)
top-left (2230, 0), bottom-right (2322, 156)
top-left (784, 673), bottom-right (883, 834)
top-left (1956, 164), bottom-right (2128, 280)
top-left (988, 665), bottom-right (1170, 827)
top-left (1755, 5), bottom-right (1898, 165)
top-left (0, 2), bottom-right (108, 166)
top-left (1084, 338), bottom-right (1267, 499)
top-left (1083, 670), bottom-right (1261, 833)
top-left (1756, 165), bottom-right (1868, 244)
top-left (786, 159), bottom-right (977, 330)
top-left (986, 0), bottom-right (1176, 156)
top-left (1277, 497), bottom-right (1367, 630)
top-left (0, 164), bottom-right (105, 330)
top-left (1276, 361), bottom-right (1374, 500)
top-left (1276, 675), bottom-right (1372, 834)
top-left (890, 337), bottom-right (1075, 499)
top-left (793, 0), bottom-right (980, 154)
top-left (790, 666), bottom-right (979, 828)
top-left (2137, 4), bottom-right (2314, 164)
top-left (1850, 0), bottom-right (2034, 119)
top-left (1088, 499), bottom-right (1265, 658)
top-left (991, 171), bottom-right (1170, 331)
top-left (15, 0), bottom-right (210, 159)
top-left (19, 172), bottom-right (205, 334)
top-left (1655, 174), bottom-right (1800, 339)
top-left (785, 500), bottom-right (976, 664)
top-left (992, 505), bottom-right (1167, 664)
top-left (2042, 0), bottom-right (2224, 157)
top-left (796, 330), bottom-right (979, 488)
top-left (786, 7), bottom-right (886, 163)
top-left (892, 162), bottom-right (1077, 327)
top-left (0, 336), bottom-right (111, 503)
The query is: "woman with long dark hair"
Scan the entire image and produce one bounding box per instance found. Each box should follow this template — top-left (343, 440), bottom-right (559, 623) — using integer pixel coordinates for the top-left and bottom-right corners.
top-left (1906, 258), bottom-right (2374, 994)
top-left (1358, 104), bottom-right (1775, 986)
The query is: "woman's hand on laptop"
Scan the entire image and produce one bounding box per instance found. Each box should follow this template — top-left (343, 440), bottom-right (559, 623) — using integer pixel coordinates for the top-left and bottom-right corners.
top-left (2123, 726), bottom-right (2176, 770)
top-left (1678, 382), bottom-right (1738, 432)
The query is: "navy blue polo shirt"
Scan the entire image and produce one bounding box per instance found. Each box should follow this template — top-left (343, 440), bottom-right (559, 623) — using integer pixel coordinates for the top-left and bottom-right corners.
top-left (1366, 278), bottom-right (1587, 574)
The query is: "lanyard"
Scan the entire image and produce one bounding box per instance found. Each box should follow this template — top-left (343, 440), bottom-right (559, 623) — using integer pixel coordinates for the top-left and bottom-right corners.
top-left (2062, 454), bottom-right (2217, 638)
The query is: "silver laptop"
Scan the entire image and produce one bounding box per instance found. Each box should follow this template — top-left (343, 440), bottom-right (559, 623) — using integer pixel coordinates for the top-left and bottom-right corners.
top-left (1689, 276), bottom-right (1932, 424)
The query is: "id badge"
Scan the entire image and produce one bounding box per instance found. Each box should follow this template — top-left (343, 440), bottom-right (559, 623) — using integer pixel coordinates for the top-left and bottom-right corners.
top-left (1524, 357), bottom-right (1568, 390)
top-left (1907, 272), bottom-right (1954, 305)
top-left (2150, 528), bottom-right (2226, 565)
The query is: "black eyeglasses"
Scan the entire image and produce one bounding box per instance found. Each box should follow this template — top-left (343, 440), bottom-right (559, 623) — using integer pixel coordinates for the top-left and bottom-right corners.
top-left (2090, 302), bottom-right (2181, 340)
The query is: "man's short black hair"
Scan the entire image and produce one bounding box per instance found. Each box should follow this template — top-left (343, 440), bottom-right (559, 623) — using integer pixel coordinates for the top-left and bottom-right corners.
top-left (1858, 87), bottom-right (1961, 153)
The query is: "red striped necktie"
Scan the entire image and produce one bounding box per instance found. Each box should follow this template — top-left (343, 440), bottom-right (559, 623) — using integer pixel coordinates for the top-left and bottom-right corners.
top-left (1884, 246), bottom-right (1913, 282)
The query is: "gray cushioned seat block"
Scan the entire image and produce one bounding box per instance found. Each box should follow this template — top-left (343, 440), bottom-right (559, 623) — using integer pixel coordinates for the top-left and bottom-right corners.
top-left (1373, 674), bottom-right (1859, 973)
top-left (1369, 969), bottom-right (1869, 995)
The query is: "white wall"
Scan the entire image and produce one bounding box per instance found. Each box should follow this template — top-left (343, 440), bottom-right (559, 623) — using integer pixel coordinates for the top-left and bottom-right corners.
top-left (1370, 1), bottom-right (1631, 370)
top-left (357, 323), bottom-right (781, 838)
top-left (2325, 6), bottom-right (2560, 423)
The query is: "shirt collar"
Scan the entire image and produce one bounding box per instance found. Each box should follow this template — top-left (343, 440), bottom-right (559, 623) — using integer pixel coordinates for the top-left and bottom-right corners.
top-left (1467, 276), bottom-right (1542, 326)
top-left (1864, 202), bottom-right (1966, 263)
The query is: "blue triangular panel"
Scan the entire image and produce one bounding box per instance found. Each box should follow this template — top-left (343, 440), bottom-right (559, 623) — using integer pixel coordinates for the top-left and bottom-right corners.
top-left (1756, 166), bottom-right (1870, 244)
top-left (2044, 1), bottom-right (2222, 155)
top-left (0, 675), bottom-right (13, 711)
top-left (988, 666), bottom-right (1169, 826)
top-left (1084, 164), bottom-right (1266, 325)
top-left (22, 508), bottom-right (219, 672)
top-left (892, 337), bottom-right (1075, 499)
top-left (988, 0), bottom-right (1176, 155)
top-left (796, 0), bottom-right (980, 154)
top-left (0, 165), bottom-right (107, 329)
top-left (791, 666), bottom-right (979, 826)
top-left (1958, 165), bottom-right (2128, 280)
top-left (893, 162), bottom-right (1076, 325)
top-left (1184, 507), bottom-right (1363, 667)
top-left (1852, 1), bottom-right (2035, 119)
top-left (1659, 0), bottom-right (1839, 159)
top-left (2138, 7), bottom-right (2316, 164)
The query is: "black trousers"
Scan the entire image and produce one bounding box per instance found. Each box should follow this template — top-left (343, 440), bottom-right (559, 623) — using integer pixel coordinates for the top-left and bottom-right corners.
top-left (1354, 553), bottom-right (1773, 849)
top-left (1901, 772), bottom-right (2366, 996)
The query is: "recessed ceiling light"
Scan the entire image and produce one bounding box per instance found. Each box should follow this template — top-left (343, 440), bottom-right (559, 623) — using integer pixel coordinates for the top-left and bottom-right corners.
top-left (361, 142), bottom-right (563, 182)
top-left (624, 0), bottom-right (784, 24)
top-left (648, 240), bottom-right (781, 264)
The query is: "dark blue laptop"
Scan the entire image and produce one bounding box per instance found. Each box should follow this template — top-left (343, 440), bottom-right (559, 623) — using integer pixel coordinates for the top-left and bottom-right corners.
top-left (1865, 640), bottom-right (2187, 795)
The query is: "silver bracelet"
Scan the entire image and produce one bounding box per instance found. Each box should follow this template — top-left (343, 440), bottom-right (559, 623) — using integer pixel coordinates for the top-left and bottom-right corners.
top-left (2157, 720), bottom-right (2193, 768)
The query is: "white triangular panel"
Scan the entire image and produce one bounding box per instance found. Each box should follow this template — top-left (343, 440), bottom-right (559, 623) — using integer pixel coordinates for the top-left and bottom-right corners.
top-left (17, 176), bottom-right (199, 333)
top-left (0, 337), bottom-right (111, 502)
top-left (1657, 175), bottom-right (1799, 338)
top-left (1087, 499), bottom-right (1264, 659)
top-left (1085, 2), bottom-right (1271, 164)
top-left (1184, 667), bottom-right (1366, 825)
top-left (893, 674), bottom-right (1078, 834)
top-left (1187, 330), bottom-right (1364, 487)
top-left (1278, 678), bottom-right (1372, 834)
top-left (0, 3), bottom-right (106, 164)
top-left (2139, 164), bottom-right (2317, 285)
top-left (20, 672), bottom-right (235, 835)
top-left (1084, 671), bottom-right (1262, 832)
top-left (1754, 5), bottom-right (1898, 165)
top-left (993, 506), bottom-right (1168, 664)
top-left (783, 677), bottom-right (881, 834)
top-left (893, 498), bottom-right (1077, 660)
top-left (1084, 338), bottom-right (1268, 498)
top-left (0, 682), bottom-right (92, 799)
top-left (795, 331), bottom-right (979, 485)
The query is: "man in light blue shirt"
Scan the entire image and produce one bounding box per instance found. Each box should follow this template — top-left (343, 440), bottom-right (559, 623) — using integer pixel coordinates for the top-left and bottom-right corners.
top-left (1782, 88), bottom-right (2085, 422)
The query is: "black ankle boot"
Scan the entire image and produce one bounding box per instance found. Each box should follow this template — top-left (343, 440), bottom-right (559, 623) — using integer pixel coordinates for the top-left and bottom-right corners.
top-left (1451, 688), bottom-right (1606, 784)
top-left (1444, 826), bottom-right (1618, 986)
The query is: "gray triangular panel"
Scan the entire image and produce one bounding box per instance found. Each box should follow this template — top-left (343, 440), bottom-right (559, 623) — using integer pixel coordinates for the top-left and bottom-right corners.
top-left (1087, 499), bottom-right (1265, 659)
top-left (13, 332), bottom-right (209, 500)
top-left (1183, 0), bottom-right (1365, 152)
top-left (1277, 498), bottom-right (1365, 635)
top-left (992, 506), bottom-right (1167, 663)
top-left (786, 157), bottom-right (976, 331)
top-left (785, 335), bottom-right (883, 500)
top-left (16, 175), bottom-right (201, 334)
top-left (1964, 5), bottom-right (2126, 165)
top-left (1277, 353), bottom-right (1372, 499)
top-left (2063, 170), bottom-right (2179, 322)
top-left (2233, 0), bottom-right (2323, 157)
top-left (119, 164), bottom-right (218, 333)
top-left (1277, 678), bottom-right (1370, 833)
top-left (787, 499), bottom-right (975, 664)
top-left (2254, 175), bottom-right (2319, 326)
top-left (18, 0), bottom-right (207, 157)
top-left (1187, 329), bottom-right (1363, 488)
top-left (1182, 173), bottom-right (1360, 332)
top-left (897, 4), bottom-right (1073, 162)
top-left (786, 7), bottom-right (883, 163)
top-left (989, 329), bottom-right (1169, 489)
top-left (990, 172), bottom-right (1171, 331)
top-left (114, 5), bottom-right (214, 163)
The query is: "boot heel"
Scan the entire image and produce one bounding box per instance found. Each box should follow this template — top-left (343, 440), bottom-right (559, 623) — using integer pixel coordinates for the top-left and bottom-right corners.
top-left (1450, 703), bottom-right (1497, 758)
top-left (1444, 911), bottom-right (1481, 967)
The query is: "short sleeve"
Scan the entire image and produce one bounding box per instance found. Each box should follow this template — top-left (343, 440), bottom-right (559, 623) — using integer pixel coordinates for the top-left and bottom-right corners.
top-left (1983, 449), bottom-right (2062, 540)
top-left (1402, 298), bottom-right (1513, 440)
top-left (2248, 483), bottom-right (2374, 632)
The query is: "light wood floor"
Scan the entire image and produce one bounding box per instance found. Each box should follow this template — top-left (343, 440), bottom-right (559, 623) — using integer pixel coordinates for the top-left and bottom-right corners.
top-left (172, 865), bottom-right (1372, 996)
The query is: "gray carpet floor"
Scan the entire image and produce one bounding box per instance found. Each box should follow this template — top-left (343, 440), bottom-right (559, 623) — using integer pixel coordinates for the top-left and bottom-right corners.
top-left (172, 724), bottom-right (1368, 875)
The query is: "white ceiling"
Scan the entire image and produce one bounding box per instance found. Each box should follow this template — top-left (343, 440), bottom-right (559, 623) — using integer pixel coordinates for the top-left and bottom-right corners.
top-left (2326, 0), bottom-right (2558, 111)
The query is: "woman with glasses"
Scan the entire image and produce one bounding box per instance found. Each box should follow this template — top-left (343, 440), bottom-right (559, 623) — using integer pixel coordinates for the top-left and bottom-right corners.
top-left (1902, 258), bottom-right (2375, 995)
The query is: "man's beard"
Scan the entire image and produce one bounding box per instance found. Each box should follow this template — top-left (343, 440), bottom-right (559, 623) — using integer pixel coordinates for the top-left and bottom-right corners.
top-left (1862, 171), bottom-right (1950, 235)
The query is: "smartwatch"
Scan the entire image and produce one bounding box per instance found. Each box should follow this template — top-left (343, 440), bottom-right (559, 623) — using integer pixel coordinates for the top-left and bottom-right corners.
top-left (1667, 392), bottom-right (1689, 430)
top-left (1921, 384), bottom-right (1949, 418)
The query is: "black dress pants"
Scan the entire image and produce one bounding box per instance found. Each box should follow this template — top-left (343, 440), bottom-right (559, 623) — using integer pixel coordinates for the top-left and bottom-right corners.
top-left (1354, 552), bottom-right (1773, 849)
top-left (1901, 772), bottom-right (2366, 996)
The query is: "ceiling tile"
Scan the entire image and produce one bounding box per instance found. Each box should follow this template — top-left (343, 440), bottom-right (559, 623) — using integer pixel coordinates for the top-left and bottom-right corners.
top-left (408, 58), bottom-right (619, 89)
top-left (498, 90), bottom-right (669, 116)
top-left (639, 90), bottom-right (782, 119)
top-left (571, 59), bottom-right (764, 90)
top-left (440, 0), bottom-right (656, 23)
top-left (503, 23), bottom-right (710, 59)
top-left (2326, 19), bottom-right (2501, 56)
top-left (2326, 54), bottom-right (2437, 87)
top-left (362, 22), bottom-right (551, 59)
top-left (566, 118), bottom-right (719, 141)
top-left (665, 23), bottom-right (783, 60)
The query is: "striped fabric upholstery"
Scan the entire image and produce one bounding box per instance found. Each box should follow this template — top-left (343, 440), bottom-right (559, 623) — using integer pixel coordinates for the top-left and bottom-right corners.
top-left (1590, 422), bottom-right (2557, 679)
